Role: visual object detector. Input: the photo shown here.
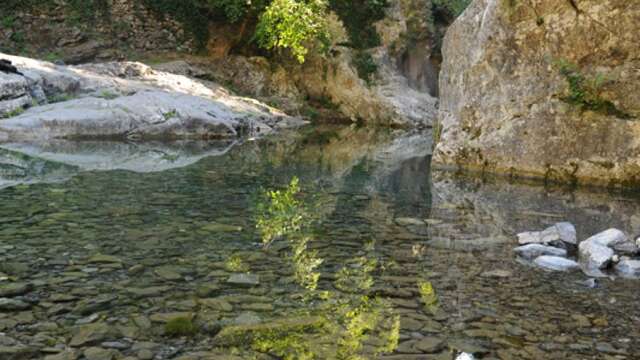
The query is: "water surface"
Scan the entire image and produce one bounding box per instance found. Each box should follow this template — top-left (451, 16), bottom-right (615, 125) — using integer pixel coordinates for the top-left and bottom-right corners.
top-left (0, 126), bottom-right (639, 359)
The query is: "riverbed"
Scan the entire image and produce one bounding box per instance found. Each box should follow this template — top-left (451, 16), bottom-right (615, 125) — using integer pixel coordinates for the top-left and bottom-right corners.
top-left (0, 126), bottom-right (638, 359)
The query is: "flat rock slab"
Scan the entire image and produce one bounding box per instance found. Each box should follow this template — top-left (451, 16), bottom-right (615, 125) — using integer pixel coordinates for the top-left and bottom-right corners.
top-left (227, 274), bottom-right (260, 287)
top-left (514, 244), bottom-right (567, 260)
top-left (534, 256), bottom-right (580, 272)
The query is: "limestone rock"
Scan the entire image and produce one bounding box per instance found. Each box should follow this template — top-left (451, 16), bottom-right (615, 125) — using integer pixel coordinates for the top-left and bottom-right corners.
top-left (534, 256), bottom-right (580, 272)
top-left (514, 244), bottom-right (567, 260)
top-left (434, 0), bottom-right (640, 187)
top-left (0, 53), bottom-right (303, 141)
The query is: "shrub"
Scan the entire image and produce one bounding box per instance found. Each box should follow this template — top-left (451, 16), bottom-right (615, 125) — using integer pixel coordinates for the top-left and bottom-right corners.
top-left (165, 316), bottom-right (197, 337)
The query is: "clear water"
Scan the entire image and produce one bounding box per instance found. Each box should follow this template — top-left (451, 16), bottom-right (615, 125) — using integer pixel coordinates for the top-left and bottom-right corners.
top-left (0, 126), bottom-right (639, 359)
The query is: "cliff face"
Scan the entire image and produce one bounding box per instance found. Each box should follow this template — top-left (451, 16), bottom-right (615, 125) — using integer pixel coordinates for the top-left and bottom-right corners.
top-left (434, 0), bottom-right (640, 187)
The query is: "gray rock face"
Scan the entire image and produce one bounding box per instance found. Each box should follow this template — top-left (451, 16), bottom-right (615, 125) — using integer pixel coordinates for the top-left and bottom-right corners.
top-left (0, 53), bottom-right (303, 141)
top-left (534, 256), bottom-right (580, 272)
top-left (433, 0), bottom-right (640, 187)
top-left (514, 244), bottom-right (567, 260)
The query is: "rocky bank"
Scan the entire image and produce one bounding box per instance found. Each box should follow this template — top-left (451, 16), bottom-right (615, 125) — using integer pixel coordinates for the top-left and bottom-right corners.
top-left (0, 54), bottom-right (301, 141)
top-left (434, 0), bottom-right (640, 187)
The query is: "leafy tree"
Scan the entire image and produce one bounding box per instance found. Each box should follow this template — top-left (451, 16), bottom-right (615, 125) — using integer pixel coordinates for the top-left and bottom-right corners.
top-left (255, 0), bottom-right (330, 63)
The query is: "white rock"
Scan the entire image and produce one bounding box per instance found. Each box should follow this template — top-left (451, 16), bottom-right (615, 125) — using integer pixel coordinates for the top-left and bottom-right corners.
top-left (579, 241), bottom-right (614, 270)
top-left (513, 244), bottom-right (567, 260)
top-left (534, 256), bottom-right (580, 272)
top-left (584, 229), bottom-right (627, 247)
top-left (615, 259), bottom-right (640, 278)
top-left (555, 222), bottom-right (577, 245)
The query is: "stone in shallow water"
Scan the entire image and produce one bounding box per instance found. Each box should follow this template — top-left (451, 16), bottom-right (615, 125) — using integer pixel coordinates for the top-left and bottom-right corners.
top-left (0, 283), bottom-right (33, 298)
top-left (413, 337), bottom-right (445, 353)
top-left (514, 244), bottom-right (567, 260)
top-left (517, 223), bottom-right (576, 247)
top-left (70, 323), bottom-right (119, 347)
top-left (227, 273), bottom-right (259, 287)
top-left (615, 259), bottom-right (640, 278)
top-left (613, 242), bottom-right (639, 256)
top-left (201, 223), bottom-right (243, 233)
top-left (584, 229), bottom-right (627, 247)
top-left (579, 240), bottom-right (615, 271)
top-left (534, 256), bottom-right (580, 271)
top-left (395, 217), bottom-right (425, 226)
top-left (480, 269), bottom-right (512, 278)
top-left (555, 222), bottom-right (577, 245)
top-left (87, 254), bottom-right (122, 264)
top-left (0, 298), bottom-right (31, 311)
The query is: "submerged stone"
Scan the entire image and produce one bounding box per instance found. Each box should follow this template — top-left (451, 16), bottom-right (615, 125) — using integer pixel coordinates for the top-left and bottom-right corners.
top-left (0, 283), bottom-right (33, 298)
top-left (227, 273), bottom-right (259, 287)
top-left (514, 244), bottom-right (567, 260)
top-left (534, 256), bottom-right (580, 272)
top-left (70, 323), bottom-right (119, 347)
top-left (0, 298), bottom-right (31, 311)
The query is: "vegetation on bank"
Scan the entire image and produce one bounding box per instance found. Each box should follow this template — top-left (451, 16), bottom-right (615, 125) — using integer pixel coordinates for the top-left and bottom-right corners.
top-left (1, 0), bottom-right (471, 82)
top-left (556, 59), bottom-right (633, 119)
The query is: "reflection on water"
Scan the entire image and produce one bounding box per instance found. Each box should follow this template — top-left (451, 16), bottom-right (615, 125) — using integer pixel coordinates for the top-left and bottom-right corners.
top-left (0, 125), bottom-right (639, 359)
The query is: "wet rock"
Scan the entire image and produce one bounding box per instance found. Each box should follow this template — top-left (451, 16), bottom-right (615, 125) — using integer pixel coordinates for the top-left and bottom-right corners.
top-left (87, 254), bottom-right (122, 264)
top-left (395, 217), bottom-right (425, 227)
top-left (70, 323), bottom-right (119, 347)
top-left (149, 312), bottom-right (193, 323)
top-left (199, 298), bottom-right (233, 312)
top-left (201, 223), bottom-right (243, 233)
top-left (615, 259), bottom-right (640, 278)
top-left (84, 347), bottom-right (118, 360)
top-left (43, 350), bottom-right (77, 360)
top-left (154, 266), bottom-right (182, 281)
top-left (0, 298), bottom-right (31, 311)
top-left (513, 244), bottom-right (567, 260)
top-left (480, 270), bottom-right (511, 278)
top-left (0, 345), bottom-right (39, 360)
top-left (126, 286), bottom-right (171, 298)
top-left (0, 283), bottom-right (33, 298)
top-left (517, 223), bottom-right (576, 247)
top-left (613, 242), bottom-right (639, 256)
top-left (578, 230), bottom-right (626, 271)
top-left (227, 273), bottom-right (259, 287)
top-left (584, 229), bottom-right (627, 247)
top-left (534, 256), bottom-right (580, 272)
top-left (413, 337), bottom-right (445, 353)
top-left (576, 278), bottom-right (598, 289)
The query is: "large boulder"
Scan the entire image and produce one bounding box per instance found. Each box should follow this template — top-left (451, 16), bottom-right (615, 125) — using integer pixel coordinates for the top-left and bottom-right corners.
top-left (0, 53), bottom-right (302, 141)
top-left (434, 0), bottom-right (640, 187)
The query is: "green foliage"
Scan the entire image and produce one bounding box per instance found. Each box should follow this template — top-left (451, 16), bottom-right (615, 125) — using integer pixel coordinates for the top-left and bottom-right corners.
top-left (329, 0), bottom-right (388, 49)
top-left (556, 59), bottom-right (632, 119)
top-left (1, 107), bottom-right (25, 120)
top-left (165, 317), bottom-right (197, 337)
top-left (162, 109), bottom-right (178, 120)
top-left (432, 0), bottom-right (471, 17)
top-left (47, 93), bottom-right (75, 104)
top-left (96, 90), bottom-right (119, 100)
top-left (418, 280), bottom-right (439, 315)
top-left (352, 51), bottom-right (378, 85)
top-left (255, 0), bottom-right (330, 63)
top-left (225, 254), bottom-right (250, 272)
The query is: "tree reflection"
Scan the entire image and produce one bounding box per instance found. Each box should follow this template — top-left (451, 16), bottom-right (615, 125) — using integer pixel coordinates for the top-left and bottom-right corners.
top-left (254, 177), bottom-right (400, 359)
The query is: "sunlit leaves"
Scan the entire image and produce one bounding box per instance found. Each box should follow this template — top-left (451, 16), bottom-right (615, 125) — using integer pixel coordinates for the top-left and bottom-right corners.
top-left (255, 0), bottom-right (330, 63)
